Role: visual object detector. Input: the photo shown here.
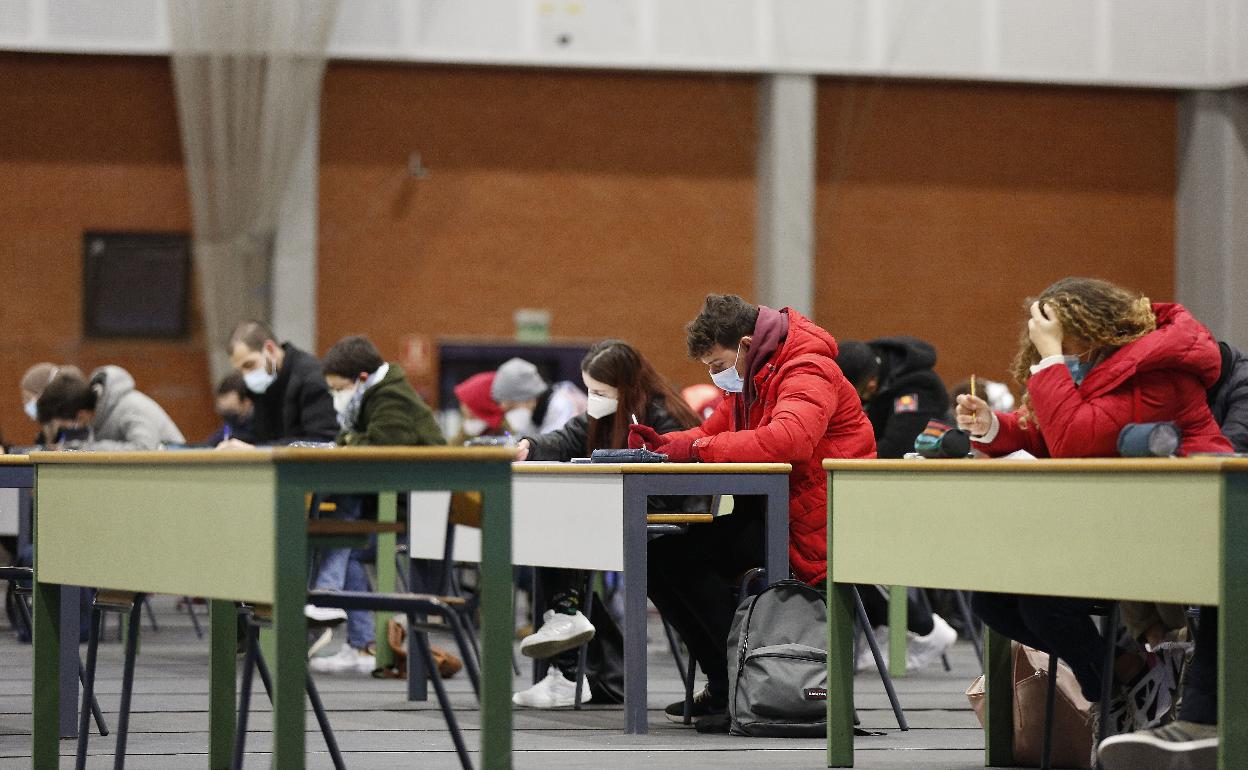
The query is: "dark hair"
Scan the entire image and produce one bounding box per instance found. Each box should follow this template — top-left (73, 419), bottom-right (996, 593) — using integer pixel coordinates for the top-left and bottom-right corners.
top-left (685, 294), bottom-right (759, 358)
top-left (580, 339), bottom-right (699, 451)
top-left (215, 372), bottom-right (251, 401)
top-left (323, 335), bottom-right (385, 379)
top-left (835, 340), bottom-right (880, 389)
top-left (36, 374), bottom-right (98, 423)
top-left (228, 319), bottom-right (277, 355)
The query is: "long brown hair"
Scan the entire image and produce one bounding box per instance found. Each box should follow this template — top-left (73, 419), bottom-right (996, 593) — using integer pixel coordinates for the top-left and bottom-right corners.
top-left (581, 339), bottom-right (699, 451)
top-left (1011, 277), bottom-right (1156, 423)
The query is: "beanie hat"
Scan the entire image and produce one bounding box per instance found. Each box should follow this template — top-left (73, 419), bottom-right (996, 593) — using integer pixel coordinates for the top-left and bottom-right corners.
top-left (491, 358), bottom-right (547, 403)
top-left (835, 341), bottom-right (880, 389)
top-left (454, 372), bottom-right (504, 430)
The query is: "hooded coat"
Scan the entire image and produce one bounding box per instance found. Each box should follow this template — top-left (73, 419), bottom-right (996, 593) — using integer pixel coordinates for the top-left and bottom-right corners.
top-left (860, 337), bottom-right (949, 459)
top-left (977, 303), bottom-right (1232, 458)
top-left (1208, 341), bottom-right (1248, 453)
top-left (338, 363), bottom-right (445, 447)
top-left (87, 365), bottom-right (185, 450)
top-left (661, 307), bottom-right (877, 584)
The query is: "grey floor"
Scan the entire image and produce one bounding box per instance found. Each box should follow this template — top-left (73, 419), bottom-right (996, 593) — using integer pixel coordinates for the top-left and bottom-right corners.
top-left (0, 595), bottom-right (990, 769)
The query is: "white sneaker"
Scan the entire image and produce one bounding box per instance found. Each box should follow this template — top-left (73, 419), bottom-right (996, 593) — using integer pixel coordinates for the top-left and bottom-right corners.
top-left (305, 604), bottom-right (347, 625)
top-left (906, 613), bottom-right (957, 671)
top-left (855, 626), bottom-right (890, 672)
top-left (519, 609), bottom-right (595, 659)
top-left (512, 668), bottom-right (591, 708)
top-left (307, 627), bottom-right (335, 659)
top-left (308, 644), bottom-right (375, 674)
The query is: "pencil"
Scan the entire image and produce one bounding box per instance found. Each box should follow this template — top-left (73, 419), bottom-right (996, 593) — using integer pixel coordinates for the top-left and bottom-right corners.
top-left (970, 374), bottom-right (976, 401)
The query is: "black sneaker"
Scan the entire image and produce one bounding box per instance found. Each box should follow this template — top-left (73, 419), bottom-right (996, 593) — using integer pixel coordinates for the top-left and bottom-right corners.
top-left (665, 684), bottom-right (727, 724)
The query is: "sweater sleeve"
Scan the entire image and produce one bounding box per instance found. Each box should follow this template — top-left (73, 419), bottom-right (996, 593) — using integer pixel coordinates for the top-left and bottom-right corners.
top-left (526, 414), bottom-right (589, 461)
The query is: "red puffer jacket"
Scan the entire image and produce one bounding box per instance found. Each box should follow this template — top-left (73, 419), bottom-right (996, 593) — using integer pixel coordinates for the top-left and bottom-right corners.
top-left (662, 308), bottom-right (876, 584)
top-left (977, 303), bottom-right (1232, 458)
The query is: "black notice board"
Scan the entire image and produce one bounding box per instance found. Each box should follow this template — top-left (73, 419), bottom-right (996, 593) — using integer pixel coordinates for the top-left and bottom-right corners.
top-left (83, 231), bottom-right (191, 339)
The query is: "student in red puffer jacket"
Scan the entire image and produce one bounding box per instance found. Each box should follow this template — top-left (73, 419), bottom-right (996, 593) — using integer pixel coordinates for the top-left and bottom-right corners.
top-left (628, 293), bottom-right (875, 730)
top-left (955, 277), bottom-right (1231, 748)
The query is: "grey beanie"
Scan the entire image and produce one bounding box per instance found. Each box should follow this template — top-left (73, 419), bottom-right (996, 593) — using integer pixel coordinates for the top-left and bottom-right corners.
top-left (491, 358), bottom-right (547, 402)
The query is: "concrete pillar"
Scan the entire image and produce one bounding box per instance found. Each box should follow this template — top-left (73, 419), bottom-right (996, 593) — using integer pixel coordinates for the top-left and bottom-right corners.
top-left (1175, 89), bottom-right (1248, 350)
top-left (271, 100), bottom-right (320, 353)
top-left (756, 74), bottom-right (817, 316)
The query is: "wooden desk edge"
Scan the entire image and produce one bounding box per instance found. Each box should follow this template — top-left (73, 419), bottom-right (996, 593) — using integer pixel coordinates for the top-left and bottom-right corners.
top-left (30, 447), bottom-right (517, 465)
top-left (0, 455), bottom-right (31, 465)
top-left (514, 462), bottom-right (791, 475)
top-left (822, 457), bottom-right (1248, 473)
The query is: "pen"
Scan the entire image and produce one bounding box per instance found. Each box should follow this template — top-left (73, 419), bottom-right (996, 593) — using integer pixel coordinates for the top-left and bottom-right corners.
top-left (223, 423), bottom-right (231, 442)
top-left (631, 413), bottom-right (646, 450)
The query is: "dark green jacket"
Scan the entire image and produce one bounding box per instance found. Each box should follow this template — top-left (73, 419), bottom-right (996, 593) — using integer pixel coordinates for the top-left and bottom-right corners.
top-left (338, 363), bottom-right (446, 447)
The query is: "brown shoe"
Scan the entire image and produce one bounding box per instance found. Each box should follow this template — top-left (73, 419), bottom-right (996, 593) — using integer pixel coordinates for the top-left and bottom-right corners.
top-left (431, 644), bottom-right (463, 678)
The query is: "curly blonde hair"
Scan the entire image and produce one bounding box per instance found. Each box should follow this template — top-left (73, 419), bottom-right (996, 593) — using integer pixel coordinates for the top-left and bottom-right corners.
top-left (1011, 277), bottom-right (1156, 424)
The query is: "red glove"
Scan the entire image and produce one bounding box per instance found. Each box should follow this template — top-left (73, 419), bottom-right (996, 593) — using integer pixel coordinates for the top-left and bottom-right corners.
top-left (628, 424), bottom-right (663, 450)
top-left (660, 435), bottom-right (703, 463)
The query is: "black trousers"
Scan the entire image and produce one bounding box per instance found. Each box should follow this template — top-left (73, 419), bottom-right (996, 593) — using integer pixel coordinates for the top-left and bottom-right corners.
top-left (1180, 606), bottom-right (1217, 725)
top-left (857, 584), bottom-right (936, 636)
top-left (646, 499), bottom-right (766, 699)
top-left (972, 591), bottom-right (1107, 703)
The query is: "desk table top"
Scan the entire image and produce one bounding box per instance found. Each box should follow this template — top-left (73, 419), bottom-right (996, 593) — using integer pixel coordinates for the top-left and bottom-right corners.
top-left (29, 446), bottom-right (516, 466)
top-left (823, 457), bottom-right (1248, 474)
top-left (0, 454), bottom-right (31, 465)
top-left (514, 461), bottom-right (791, 475)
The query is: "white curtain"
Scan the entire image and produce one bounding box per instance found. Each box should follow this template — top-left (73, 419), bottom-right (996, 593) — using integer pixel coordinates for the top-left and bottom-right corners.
top-left (169, 0), bottom-right (339, 382)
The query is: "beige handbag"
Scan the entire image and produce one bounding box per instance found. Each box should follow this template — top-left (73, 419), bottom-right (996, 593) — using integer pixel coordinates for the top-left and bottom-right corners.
top-left (966, 642), bottom-right (1094, 769)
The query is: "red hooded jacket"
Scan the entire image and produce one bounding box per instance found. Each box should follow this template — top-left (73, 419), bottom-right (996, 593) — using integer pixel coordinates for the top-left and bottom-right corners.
top-left (662, 308), bottom-right (876, 584)
top-left (977, 303), bottom-right (1232, 458)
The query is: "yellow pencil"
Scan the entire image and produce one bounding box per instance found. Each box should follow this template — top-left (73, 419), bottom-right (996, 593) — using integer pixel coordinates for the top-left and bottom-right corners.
top-left (970, 374), bottom-right (976, 401)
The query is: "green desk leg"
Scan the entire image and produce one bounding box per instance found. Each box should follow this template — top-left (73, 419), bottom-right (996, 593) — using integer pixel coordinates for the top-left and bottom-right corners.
top-left (209, 600), bottom-right (237, 770)
top-left (271, 480), bottom-right (309, 770)
top-left (1220, 474), bottom-right (1248, 770)
top-left (32, 579), bottom-right (61, 769)
top-left (983, 627), bottom-right (1013, 767)
top-left (374, 491), bottom-right (397, 671)
top-left (479, 470), bottom-right (513, 770)
top-left (827, 583), bottom-right (855, 767)
top-left (889, 585), bottom-right (907, 676)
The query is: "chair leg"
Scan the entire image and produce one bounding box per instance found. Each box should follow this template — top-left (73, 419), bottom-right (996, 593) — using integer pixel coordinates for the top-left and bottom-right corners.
top-left (411, 613), bottom-right (474, 770)
top-left (1041, 653), bottom-right (1059, 770)
top-left (78, 662), bottom-right (109, 737)
top-left (682, 645), bottom-right (697, 725)
top-left (954, 590), bottom-right (984, 666)
top-left (183, 597), bottom-right (204, 640)
top-left (851, 587), bottom-right (908, 731)
top-left (232, 617), bottom-right (259, 770)
top-left (305, 673), bottom-right (346, 770)
top-left (114, 595), bottom-right (144, 770)
top-left (142, 596), bottom-right (158, 633)
top-left (659, 616), bottom-right (694, 724)
top-left (1097, 605), bottom-right (1121, 755)
top-left (75, 606), bottom-right (103, 770)
top-left (442, 611), bottom-right (482, 700)
top-left (573, 573), bottom-right (594, 710)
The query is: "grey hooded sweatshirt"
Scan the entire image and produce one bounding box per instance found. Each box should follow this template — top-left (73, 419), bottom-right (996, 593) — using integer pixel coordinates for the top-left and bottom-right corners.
top-left (87, 366), bottom-right (185, 450)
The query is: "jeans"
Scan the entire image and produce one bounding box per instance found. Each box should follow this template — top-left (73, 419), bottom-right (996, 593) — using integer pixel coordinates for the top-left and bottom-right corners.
top-left (647, 499), bottom-right (765, 700)
top-left (312, 496), bottom-right (375, 650)
top-left (1179, 606), bottom-right (1217, 725)
top-left (972, 591), bottom-right (1107, 703)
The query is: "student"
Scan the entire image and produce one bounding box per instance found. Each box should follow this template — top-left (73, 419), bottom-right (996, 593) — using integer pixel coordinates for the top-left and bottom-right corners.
top-left (452, 371), bottom-right (506, 443)
top-left (307, 335), bottom-right (446, 674)
top-left (1097, 339), bottom-right (1248, 769)
top-left (490, 357), bottom-right (587, 436)
top-left (204, 372), bottom-right (255, 446)
top-left (956, 277), bottom-right (1231, 745)
top-left (510, 339), bottom-right (701, 708)
top-left (628, 294), bottom-right (876, 729)
top-left (222, 320), bottom-right (339, 447)
top-left (836, 338), bottom-right (959, 671)
top-left (18, 363), bottom-right (83, 446)
top-left (36, 367), bottom-right (184, 450)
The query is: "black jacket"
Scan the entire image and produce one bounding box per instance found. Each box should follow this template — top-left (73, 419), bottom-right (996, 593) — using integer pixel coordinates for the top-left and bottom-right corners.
top-left (862, 337), bottom-right (949, 459)
top-left (249, 343), bottom-right (339, 445)
top-left (525, 395), bottom-right (696, 512)
top-left (1209, 341), bottom-right (1248, 452)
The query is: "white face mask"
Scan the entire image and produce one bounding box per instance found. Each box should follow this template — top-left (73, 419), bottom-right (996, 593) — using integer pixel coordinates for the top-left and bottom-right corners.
top-left (586, 393), bottom-right (619, 420)
top-left (709, 342), bottom-right (745, 393)
top-left (505, 406), bottom-right (534, 432)
top-left (243, 354), bottom-right (277, 394)
top-left (462, 417), bottom-right (488, 437)
top-left (23, 399), bottom-right (38, 421)
top-left (331, 385), bottom-right (358, 416)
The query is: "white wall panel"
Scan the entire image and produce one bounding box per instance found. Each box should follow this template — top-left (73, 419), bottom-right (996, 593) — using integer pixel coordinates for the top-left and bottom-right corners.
top-left (47, 0), bottom-right (161, 46)
top-left (1108, 0), bottom-right (1211, 82)
top-left (654, 0), bottom-right (755, 63)
top-left (880, 0), bottom-right (983, 76)
top-left (0, 0), bottom-right (31, 43)
top-left (414, 0), bottom-right (520, 55)
top-left (772, 0), bottom-right (868, 69)
top-left (997, 0), bottom-right (1097, 78)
